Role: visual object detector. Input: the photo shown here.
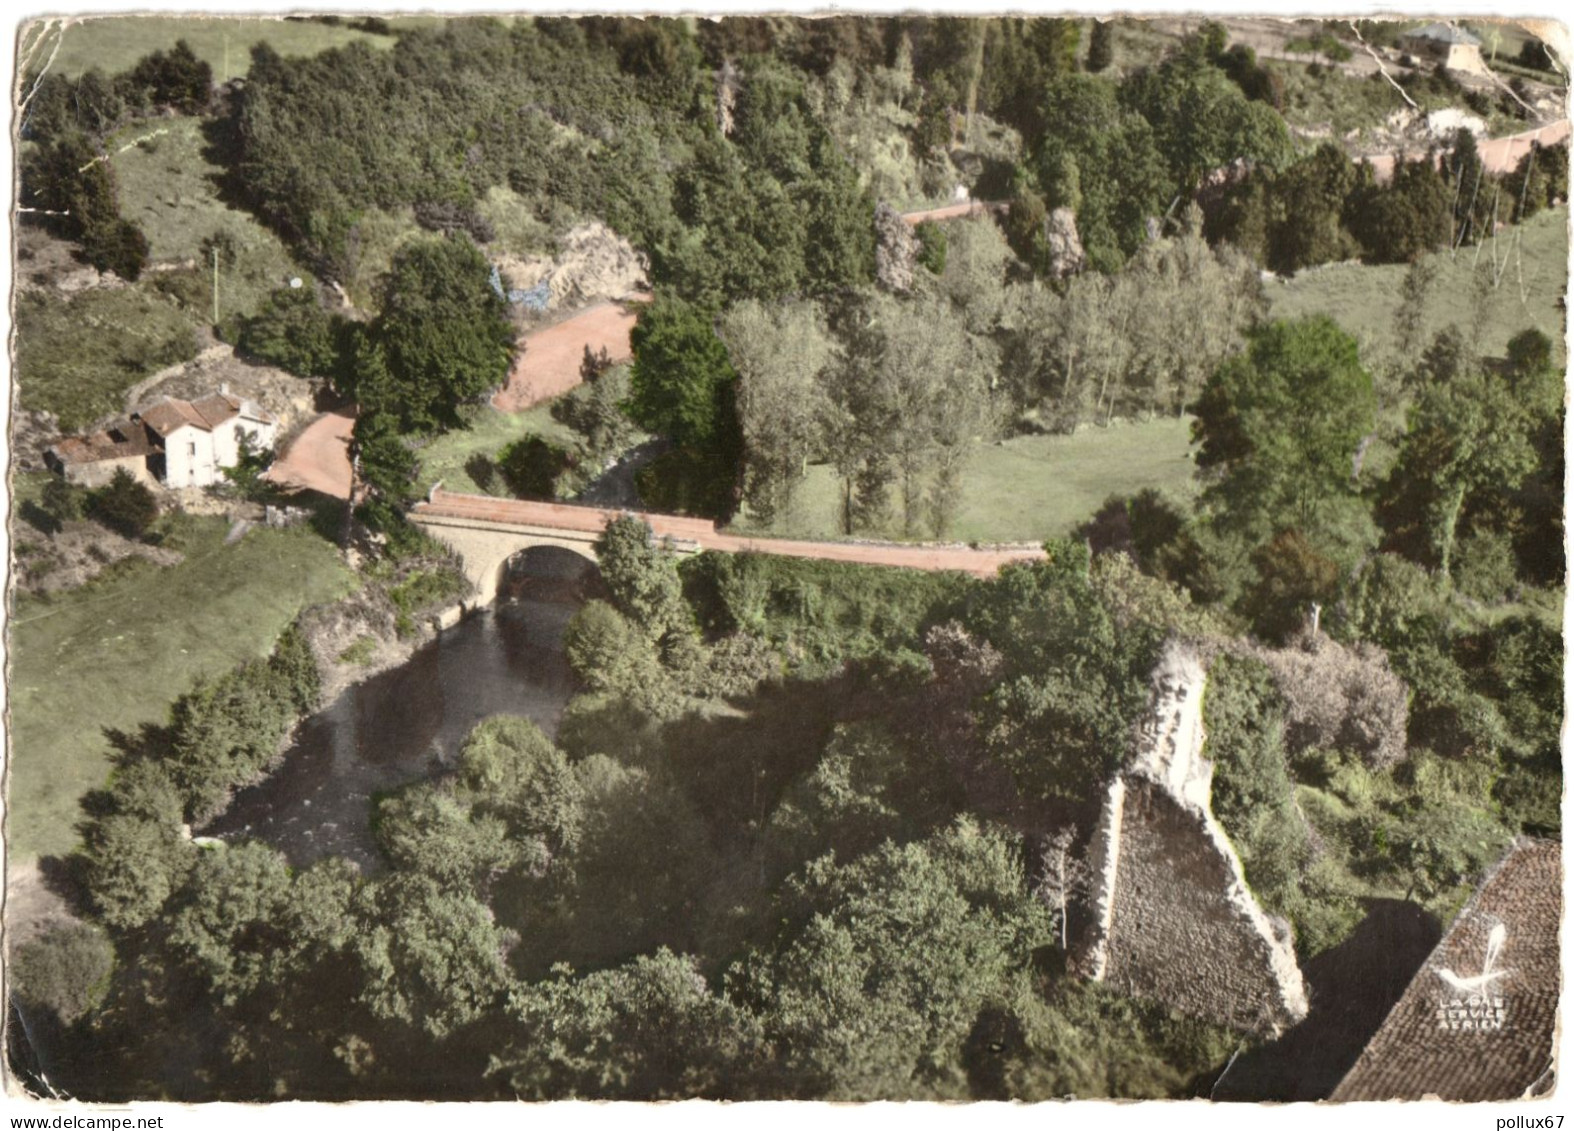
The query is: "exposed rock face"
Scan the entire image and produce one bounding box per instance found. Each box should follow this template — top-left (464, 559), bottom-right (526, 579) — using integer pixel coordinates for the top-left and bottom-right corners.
top-left (1044, 207), bottom-right (1086, 280)
top-left (10, 407), bottom-right (63, 472)
top-left (715, 59), bottom-right (741, 138)
top-left (494, 222), bottom-right (650, 313)
top-left (874, 202), bottom-right (919, 293)
top-left (1079, 642), bottom-right (1310, 1038)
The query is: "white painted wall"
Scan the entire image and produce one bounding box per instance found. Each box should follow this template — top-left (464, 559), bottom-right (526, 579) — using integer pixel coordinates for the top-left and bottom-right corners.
top-left (162, 424), bottom-right (214, 487)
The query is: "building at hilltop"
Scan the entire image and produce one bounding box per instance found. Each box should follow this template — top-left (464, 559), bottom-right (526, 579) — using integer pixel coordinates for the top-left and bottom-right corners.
top-left (1400, 23), bottom-right (1489, 76)
top-left (47, 388), bottom-right (276, 489)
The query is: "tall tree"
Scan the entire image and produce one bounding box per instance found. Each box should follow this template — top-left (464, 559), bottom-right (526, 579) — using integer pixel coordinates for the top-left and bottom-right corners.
top-left (627, 296), bottom-right (742, 461)
top-left (1191, 316), bottom-right (1376, 540)
top-left (719, 298), bottom-right (835, 525)
top-left (357, 235), bottom-right (514, 435)
top-left (1086, 20), bottom-right (1115, 73)
top-left (1379, 368), bottom-right (1541, 581)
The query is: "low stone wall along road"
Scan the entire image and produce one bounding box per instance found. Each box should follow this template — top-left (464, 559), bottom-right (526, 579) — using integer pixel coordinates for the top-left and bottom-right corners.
top-left (412, 488), bottom-right (1046, 600)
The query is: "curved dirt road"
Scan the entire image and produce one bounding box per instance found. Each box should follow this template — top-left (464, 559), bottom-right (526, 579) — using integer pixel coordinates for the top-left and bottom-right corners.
top-left (265, 409), bottom-right (355, 498)
top-left (491, 293), bottom-right (651, 412)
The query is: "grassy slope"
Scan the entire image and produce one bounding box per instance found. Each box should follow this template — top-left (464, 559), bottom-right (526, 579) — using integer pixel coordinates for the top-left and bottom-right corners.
top-left (30, 16), bottom-right (393, 81)
top-left (1267, 205), bottom-right (1569, 368)
top-left (6, 520), bottom-right (355, 861)
top-left (111, 116), bottom-right (299, 317)
top-left (729, 416), bottom-right (1197, 545)
top-left (413, 405), bottom-right (579, 497)
top-left (13, 284), bottom-right (202, 432)
top-left (15, 116), bottom-right (304, 433)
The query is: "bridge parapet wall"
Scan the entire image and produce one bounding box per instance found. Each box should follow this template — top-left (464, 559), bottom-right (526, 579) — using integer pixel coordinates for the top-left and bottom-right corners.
top-left (409, 503), bottom-right (699, 608)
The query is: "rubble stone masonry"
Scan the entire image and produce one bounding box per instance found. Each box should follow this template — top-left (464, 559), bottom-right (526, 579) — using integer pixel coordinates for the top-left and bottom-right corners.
top-left (1079, 643), bottom-right (1310, 1038)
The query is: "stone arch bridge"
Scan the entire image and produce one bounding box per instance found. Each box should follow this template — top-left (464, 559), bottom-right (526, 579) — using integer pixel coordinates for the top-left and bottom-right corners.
top-left (408, 489), bottom-right (1045, 607)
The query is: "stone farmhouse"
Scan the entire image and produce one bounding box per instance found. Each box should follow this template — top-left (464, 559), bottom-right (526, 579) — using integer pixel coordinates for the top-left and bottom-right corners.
top-left (46, 388), bottom-right (277, 490)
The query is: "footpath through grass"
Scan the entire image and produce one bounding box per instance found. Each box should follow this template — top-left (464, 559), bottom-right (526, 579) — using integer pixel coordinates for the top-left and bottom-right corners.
top-left (32, 16), bottom-right (394, 81)
top-left (6, 519), bottom-right (355, 862)
top-left (729, 416), bottom-right (1197, 545)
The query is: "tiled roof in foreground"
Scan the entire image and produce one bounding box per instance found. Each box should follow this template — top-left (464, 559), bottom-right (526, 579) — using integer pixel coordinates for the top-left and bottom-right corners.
top-left (1331, 838), bottom-right (1560, 1101)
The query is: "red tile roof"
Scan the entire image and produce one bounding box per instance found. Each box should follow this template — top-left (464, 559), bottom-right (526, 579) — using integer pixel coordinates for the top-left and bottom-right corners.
top-left (138, 398), bottom-right (210, 436)
top-left (1330, 838), bottom-right (1561, 1101)
top-left (190, 392), bottom-right (242, 429)
top-left (50, 420), bottom-right (157, 464)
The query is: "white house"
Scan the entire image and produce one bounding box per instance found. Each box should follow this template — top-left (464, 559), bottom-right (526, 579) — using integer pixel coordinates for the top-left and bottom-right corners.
top-left (48, 388), bottom-right (277, 489)
top-left (1400, 23), bottom-right (1489, 77)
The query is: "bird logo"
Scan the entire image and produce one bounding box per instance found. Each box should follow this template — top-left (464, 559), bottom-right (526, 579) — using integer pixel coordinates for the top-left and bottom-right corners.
top-left (1436, 922), bottom-right (1511, 996)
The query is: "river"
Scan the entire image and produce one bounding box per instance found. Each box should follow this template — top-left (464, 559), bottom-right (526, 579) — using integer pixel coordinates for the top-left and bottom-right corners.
top-left (204, 565), bottom-right (585, 870)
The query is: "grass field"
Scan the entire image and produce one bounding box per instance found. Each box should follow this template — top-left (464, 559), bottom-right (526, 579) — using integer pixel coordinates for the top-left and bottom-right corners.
top-left (13, 284), bottom-right (201, 432)
top-left (413, 404), bottom-right (580, 497)
top-left (24, 15), bottom-right (393, 81)
top-left (6, 519), bottom-right (355, 861)
top-left (1268, 205), bottom-right (1569, 368)
top-left (110, 116), bottom-right (300, 318)
top-left (729, 416), bottom-right (1198, 545)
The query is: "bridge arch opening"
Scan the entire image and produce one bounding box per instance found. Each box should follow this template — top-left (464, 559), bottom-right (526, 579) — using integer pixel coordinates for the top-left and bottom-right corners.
top-left (497, 543), bottom-right (601, 605)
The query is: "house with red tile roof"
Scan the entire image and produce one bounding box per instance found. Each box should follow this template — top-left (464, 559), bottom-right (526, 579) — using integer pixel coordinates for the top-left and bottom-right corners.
top-left (47, 388), bottom-right (277, 489)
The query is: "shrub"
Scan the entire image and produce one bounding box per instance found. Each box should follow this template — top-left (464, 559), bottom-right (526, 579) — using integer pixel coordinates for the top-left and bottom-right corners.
top-left (1453, 529), bottom-right (1518, 604)
top-left (497, 436), bottom-right (575, 500)
top-left (914, 221), bottom-right (948, 274)
top-left (8, 923), bottom-right (116, 1025)
top-left (81, 217), bottom-right (150, 281)
top-left (86, 468), bottom-right (158, 539)
top-left (1245, 630), bottom-right (1410, 769)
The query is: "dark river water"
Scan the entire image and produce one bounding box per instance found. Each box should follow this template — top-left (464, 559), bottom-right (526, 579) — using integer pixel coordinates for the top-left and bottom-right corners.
top-left (205, 580), bottom-right (582, 870)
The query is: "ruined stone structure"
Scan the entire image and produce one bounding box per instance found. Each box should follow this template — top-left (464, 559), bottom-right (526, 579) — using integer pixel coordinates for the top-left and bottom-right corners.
top-left (1079, 643), bottom-right (1310, 1038)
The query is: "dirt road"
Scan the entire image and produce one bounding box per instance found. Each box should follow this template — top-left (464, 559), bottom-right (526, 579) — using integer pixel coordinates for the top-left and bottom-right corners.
top-left (264, 408), bottom-right (355, 498)
top-left (491, 294), bottom-right (651, 413)
top-left (901, 200), bottom-right (1007, 226)
top-left (415, 489), bottom-right (1045, 578)
top-left (1364, 118), bottom-right (1570, 181)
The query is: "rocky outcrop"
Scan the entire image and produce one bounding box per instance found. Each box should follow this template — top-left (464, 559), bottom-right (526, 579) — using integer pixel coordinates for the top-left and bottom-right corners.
top-left (494, 222), bottom-right (650, 313)
top-left (1079, 642), bottom-right (1310, 1038)
top-left (1043, 207), bottom-right (1086, 280)
top-left (874, 202), bottom-right (920, 293)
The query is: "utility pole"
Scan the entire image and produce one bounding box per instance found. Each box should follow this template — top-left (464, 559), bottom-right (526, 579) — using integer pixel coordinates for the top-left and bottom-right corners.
top-left (211, 245), bottom-right (220, 325)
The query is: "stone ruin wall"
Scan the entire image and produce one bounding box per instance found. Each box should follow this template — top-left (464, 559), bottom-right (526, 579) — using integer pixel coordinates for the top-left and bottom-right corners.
top-left (1079, 642), bottom-right (1309, 1038)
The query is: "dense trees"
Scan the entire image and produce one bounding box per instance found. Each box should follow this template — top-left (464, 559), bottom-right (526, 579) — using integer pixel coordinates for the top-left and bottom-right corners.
top-left (1191, 316), bottom-right (1375, 540)
top-left (1203, 131), bottom-right (1525, 275)
top-left (824, 289), bottom-right (995, 536)
top-left (20, 131), bottom-right (150, 281)
top-left (355, 237), bottom-right (515, 435)
top-left (236, 285), bottom-right (341, 378)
